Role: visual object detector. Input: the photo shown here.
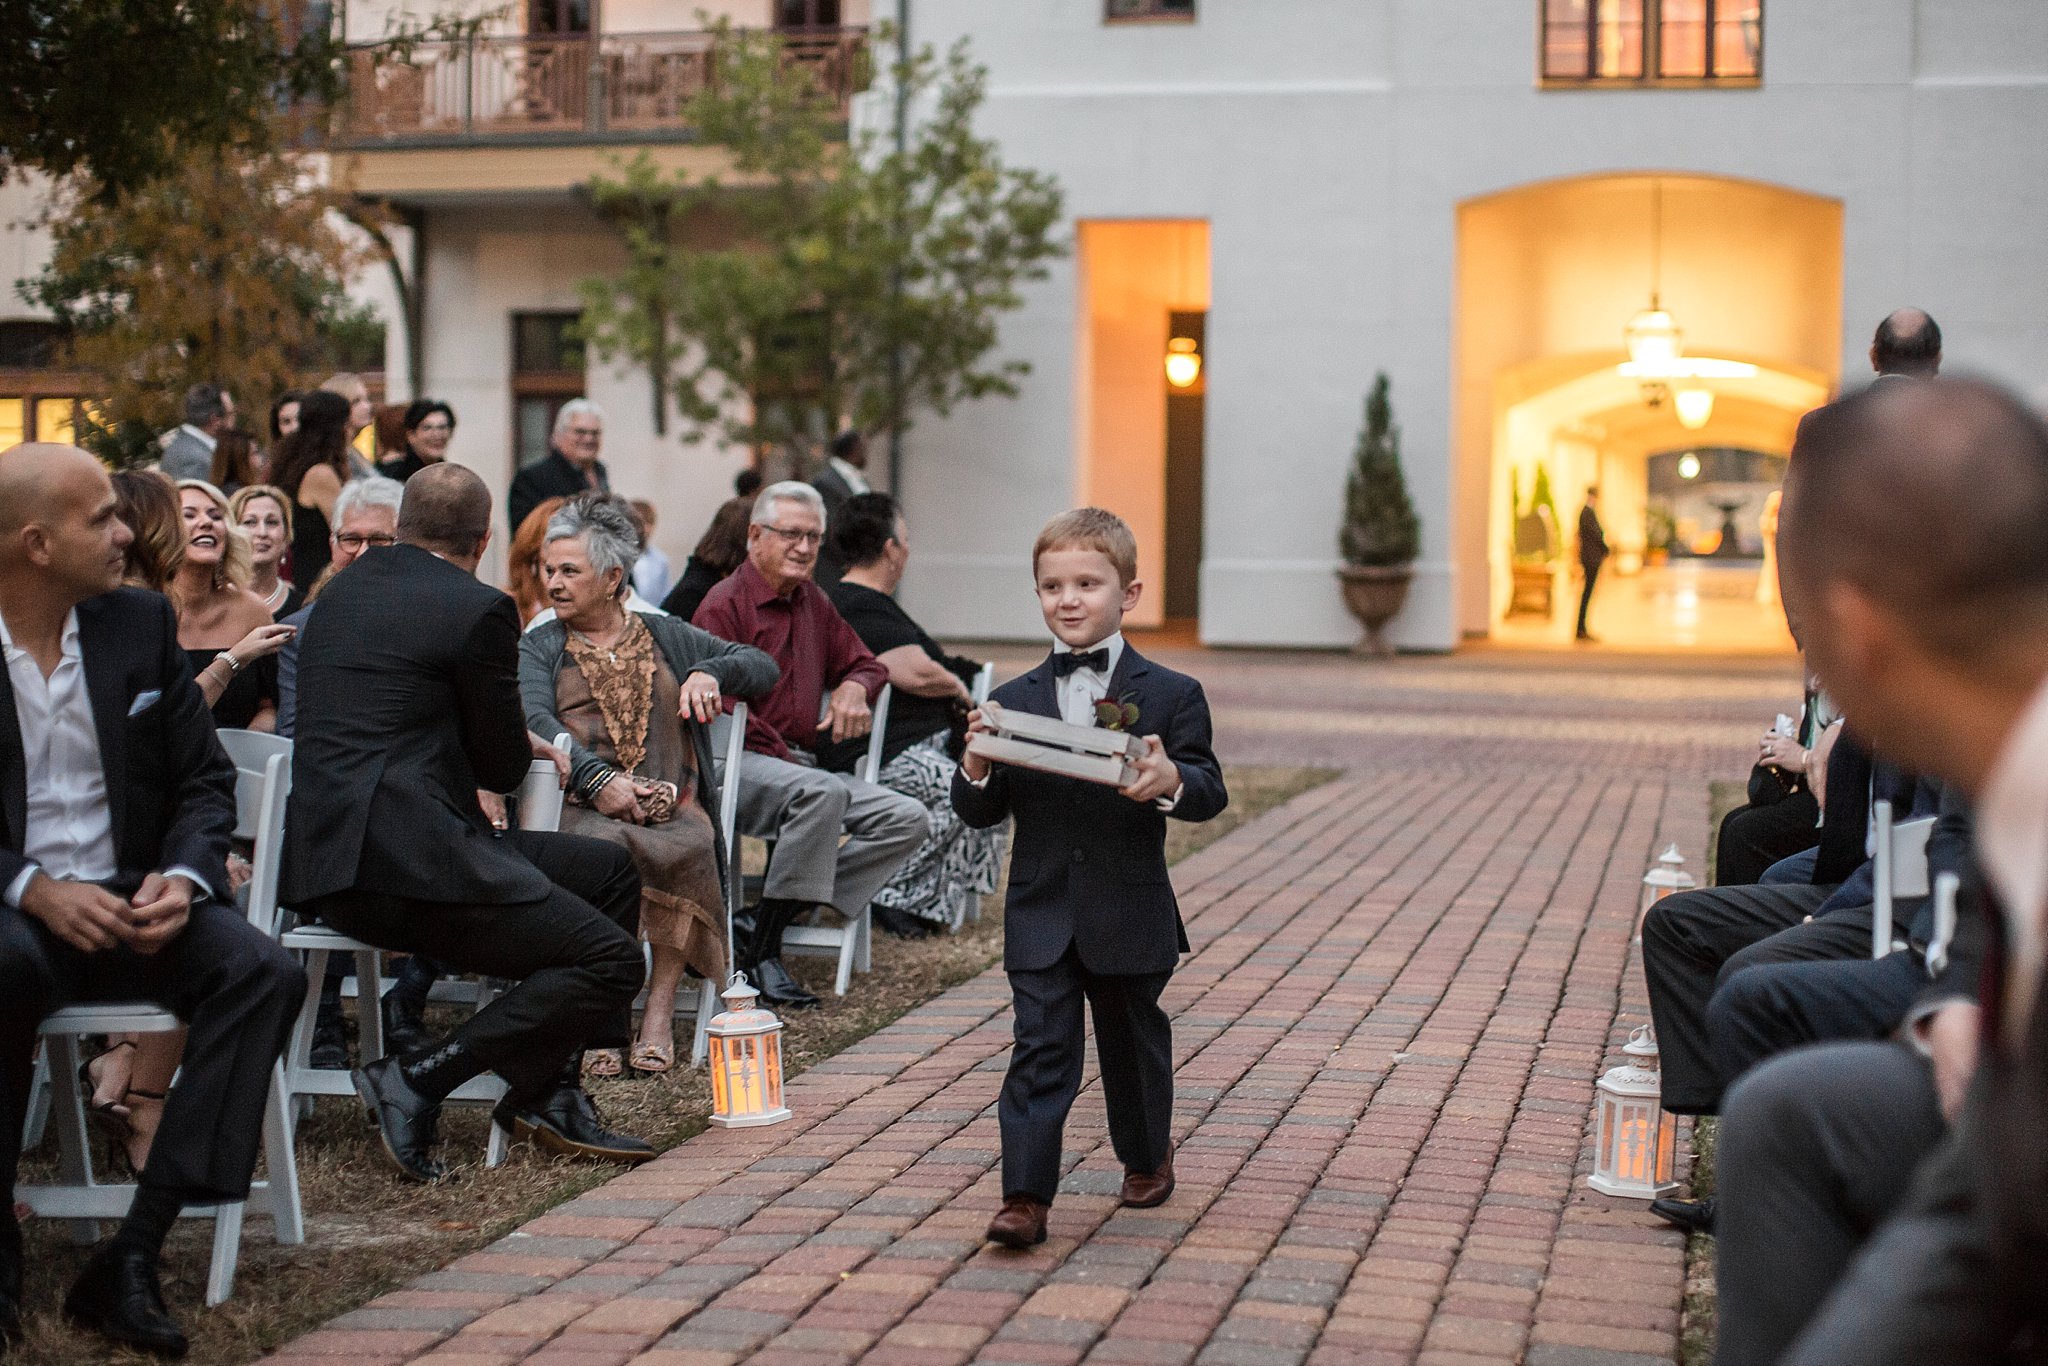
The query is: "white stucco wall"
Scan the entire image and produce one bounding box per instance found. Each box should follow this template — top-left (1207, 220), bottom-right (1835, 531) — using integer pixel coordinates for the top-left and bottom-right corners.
top-left (886, 0), bottom-right (2048, 648)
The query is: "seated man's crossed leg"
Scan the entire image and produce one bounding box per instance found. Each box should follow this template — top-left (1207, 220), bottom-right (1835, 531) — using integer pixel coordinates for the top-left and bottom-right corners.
top-left (731, 750), bottom-right (926, 1008)
top-left (303, 830), bottom-right (651, 1182)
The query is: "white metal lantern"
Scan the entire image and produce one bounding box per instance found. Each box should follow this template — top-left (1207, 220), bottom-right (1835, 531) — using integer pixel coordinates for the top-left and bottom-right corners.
top-left (1589, 1026), bottom-right (1679, 1199)
top-left (707, 973), bottom-right (791, 1128)
top-left (1636, 843), bottom-right (1698, 938)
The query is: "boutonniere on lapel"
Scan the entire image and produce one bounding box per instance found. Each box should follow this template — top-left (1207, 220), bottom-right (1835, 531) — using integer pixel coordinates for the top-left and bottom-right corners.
top-left (1093, 692), bottom-right (1141, 733)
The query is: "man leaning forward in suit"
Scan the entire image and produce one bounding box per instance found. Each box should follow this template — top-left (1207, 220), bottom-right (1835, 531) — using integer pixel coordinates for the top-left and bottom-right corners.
top-left (954, 508), bottom-right (1227, 1249)
top-left (0, 444), bottom-right (305, 1358)
top-left (282, 463), bottom-right (655, 1185)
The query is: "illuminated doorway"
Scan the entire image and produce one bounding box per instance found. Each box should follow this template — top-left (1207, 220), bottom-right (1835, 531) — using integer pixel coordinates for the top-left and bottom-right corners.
top-left (1455, 174), bottom-right (1842, 651)
top-left (1077, 221), bottom-right (1209, 630)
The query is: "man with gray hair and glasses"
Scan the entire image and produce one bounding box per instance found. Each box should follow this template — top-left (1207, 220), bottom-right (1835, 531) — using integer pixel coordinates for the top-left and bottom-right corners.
top-left (692, 481), bottom-right (925, 1009)
top-left (508, 399), bottom-right (611, 537)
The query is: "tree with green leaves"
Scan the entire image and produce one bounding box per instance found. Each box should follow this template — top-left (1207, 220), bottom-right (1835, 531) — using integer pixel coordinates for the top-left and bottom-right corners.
top-left (20, 143), bottom-right (377, 464)
top-left (577, 23), bottom-right (1065, 471)
top-left (1339, 373), bottom-right (1421, 568)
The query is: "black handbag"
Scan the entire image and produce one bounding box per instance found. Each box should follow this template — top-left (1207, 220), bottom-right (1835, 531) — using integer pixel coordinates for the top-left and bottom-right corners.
top-left (1746, 761), bottom-right (1803, 808)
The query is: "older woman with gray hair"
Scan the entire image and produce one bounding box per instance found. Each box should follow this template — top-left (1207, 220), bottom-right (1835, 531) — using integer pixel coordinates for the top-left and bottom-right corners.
top-left (519, 493), bottom-right (779, 1076)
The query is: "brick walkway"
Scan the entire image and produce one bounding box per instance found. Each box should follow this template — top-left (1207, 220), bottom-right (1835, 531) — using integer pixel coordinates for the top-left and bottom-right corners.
top-left (268, 647), bottom-right (1795, 1366)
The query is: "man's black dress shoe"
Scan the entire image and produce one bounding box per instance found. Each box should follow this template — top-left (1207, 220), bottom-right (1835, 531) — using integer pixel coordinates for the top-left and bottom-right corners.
top-left (62, 1243), bottom-right (188, 1358)
top-left (1649, 1195), bottom-right (1716, 1235)
top-left (753, 957), bottom-right (819, 1011)
top-left (494, 1086), bottom-right (655, 1165)
top-left (352, 1057), bottom-right (447, 1183)
top-left (309, 1014), bottom-right (350, 1070)
top-left (381, 992), bottom-right (431, 1057)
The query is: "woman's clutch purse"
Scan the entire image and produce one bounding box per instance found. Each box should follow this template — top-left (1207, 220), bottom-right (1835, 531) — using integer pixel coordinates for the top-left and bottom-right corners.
top-left (633, 778), bottom-right (680, 823)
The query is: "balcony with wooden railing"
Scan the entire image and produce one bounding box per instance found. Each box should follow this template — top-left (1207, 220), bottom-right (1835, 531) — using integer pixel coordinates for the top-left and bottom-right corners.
top-left (336, 27), bottom-right (868, 148)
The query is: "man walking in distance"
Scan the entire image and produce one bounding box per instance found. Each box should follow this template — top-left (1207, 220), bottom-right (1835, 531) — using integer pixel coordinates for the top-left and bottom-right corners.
top-left (282, 463), bottom-right (654, 1183)
top-left (0, 443), bottom-right (303, 1358)
top-left (1576, 486), bottom-right (1608, 643)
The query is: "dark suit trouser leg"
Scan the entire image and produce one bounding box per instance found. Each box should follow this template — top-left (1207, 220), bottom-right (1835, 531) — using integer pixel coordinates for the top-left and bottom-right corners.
top-left (306, 832), bottom-right (643, 1100)
top-left (1641, 882), bottom-right (1831, 1113)
top-left (1707, 950), bottom-right (1927, 1097)
top-left (0, 900), bottom-right (305, 1203)
top-left (1576, 560), bottom-right (1600, 635)
top-left (1715, 1041), bottom-right (1947, 1366)
top-left (1001, 947), bottom-right (1089, 1204)
top-left (1082, 965), bottom-right (1174, 1176)
top-left (1715, 793), bottom-right (1821, 888)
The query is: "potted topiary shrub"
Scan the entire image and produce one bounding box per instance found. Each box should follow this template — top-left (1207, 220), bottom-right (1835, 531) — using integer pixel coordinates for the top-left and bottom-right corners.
top-left (1336, 372), bottom-right (1422, 656)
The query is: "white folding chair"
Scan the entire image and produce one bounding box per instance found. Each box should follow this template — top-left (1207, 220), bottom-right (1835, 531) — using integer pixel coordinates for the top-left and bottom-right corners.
top-left (780, 685), bottom-right (888, 995)
top-left (15, 733), bottom-right (304, 1306)
top-left (1871, 799), bottom-right (1937, 960)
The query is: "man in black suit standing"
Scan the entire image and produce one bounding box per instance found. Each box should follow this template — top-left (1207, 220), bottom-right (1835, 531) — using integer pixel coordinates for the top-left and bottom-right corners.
top-left (810, 429), bottom-right (869, 587)
top-left (1575, 486), bottom-right (1608, 643)
top-left (0, 443), bottom-right (303, 1358)
top-left (283, 463), bottom-right (653, 1184)
top-left (507, 399), bottom-right (610, 537)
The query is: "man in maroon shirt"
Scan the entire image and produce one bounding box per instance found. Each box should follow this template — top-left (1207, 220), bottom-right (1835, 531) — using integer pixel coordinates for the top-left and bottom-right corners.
top-left (694, 481), bottom-right (925, 1008)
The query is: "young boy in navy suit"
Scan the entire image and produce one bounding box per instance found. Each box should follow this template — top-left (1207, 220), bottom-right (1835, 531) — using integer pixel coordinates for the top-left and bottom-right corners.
top-left (952, 508), bottom-right (1227, 1248)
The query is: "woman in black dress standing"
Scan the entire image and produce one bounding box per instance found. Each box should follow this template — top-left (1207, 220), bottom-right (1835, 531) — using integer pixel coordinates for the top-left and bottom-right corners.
top-left (271, 388), bottom-right (353, 591)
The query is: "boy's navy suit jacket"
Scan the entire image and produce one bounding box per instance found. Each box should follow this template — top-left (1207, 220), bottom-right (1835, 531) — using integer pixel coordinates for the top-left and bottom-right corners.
top-left (951, 644), bottom-right (1227, 975)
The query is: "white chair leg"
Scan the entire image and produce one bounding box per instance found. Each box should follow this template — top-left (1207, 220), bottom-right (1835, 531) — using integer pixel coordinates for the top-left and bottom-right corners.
top-left (22, 1042), bottom-right (52, 1151)
top-left (204, 1201), bottom-right (244, 1307)
top-left (690, 978), bottom-right (716, 1067)
top-left (262, 1062), bottom-right (304, 1246)
top-left (46, 1034), bottom-right (100, 1245)
top-left (834, 914), bottom-right (858, 997)
top-left (485, 1119), bottom-right (509, 1168)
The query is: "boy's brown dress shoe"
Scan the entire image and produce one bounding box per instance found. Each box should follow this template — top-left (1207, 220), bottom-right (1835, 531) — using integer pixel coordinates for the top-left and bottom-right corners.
top-left (1120, 1157), bottom-right (1176, 1209)
top-left (986, 1195), bottom-right (1049, 1248)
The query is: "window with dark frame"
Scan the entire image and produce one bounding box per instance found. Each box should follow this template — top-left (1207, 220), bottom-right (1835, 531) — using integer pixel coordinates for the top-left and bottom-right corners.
top-left (775, 0), bottom-right (842, 29)
top-left (1105, 0), bottom-right (1195, 22)
top-left (1542, 0), bottom-right (1760, 84)
top-left (512, 312), bottom-right (585, 469)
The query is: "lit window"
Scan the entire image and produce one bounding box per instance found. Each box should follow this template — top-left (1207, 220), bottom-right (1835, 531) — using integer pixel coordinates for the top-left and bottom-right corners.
top-left (1542, 0), bottom-right (1760, 84)
top-left (1106, 0), bottom-right (1194, 22)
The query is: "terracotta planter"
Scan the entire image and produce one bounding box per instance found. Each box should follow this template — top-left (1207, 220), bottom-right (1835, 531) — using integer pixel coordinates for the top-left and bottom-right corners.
top-left (1336, 564), bottom-right (1414, 657)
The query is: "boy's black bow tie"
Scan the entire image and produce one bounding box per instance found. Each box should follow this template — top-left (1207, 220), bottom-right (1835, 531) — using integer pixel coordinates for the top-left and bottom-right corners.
top-left (1053, 648), bottom-right (1110, 677)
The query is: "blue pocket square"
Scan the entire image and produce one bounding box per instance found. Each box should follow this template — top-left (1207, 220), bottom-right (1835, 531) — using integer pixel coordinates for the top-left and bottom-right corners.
top-left (127, 689), bottom-right (162, 717)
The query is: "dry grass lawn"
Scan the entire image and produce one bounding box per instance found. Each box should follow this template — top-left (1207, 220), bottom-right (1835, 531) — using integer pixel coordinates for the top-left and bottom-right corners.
top-left (10, 763), bottom-right (1336, 1366)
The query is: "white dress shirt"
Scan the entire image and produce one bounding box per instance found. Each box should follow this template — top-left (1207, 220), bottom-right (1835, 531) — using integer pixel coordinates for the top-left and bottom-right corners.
top-left (1976, 673), bottom-right (2048, 1041)
top-left (2, 609), bottom-right (118, 906)
top-left (829, 456), bottom-right (871, 496)
top-left (1054, 631), bottom-right (1124, 727)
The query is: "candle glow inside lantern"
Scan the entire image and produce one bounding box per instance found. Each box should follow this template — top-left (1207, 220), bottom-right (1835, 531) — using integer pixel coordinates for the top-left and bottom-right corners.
top-left (707, 973), bottom-right (791, 1128)
top-left (1589, 1025), bottom-right (1679, 1199)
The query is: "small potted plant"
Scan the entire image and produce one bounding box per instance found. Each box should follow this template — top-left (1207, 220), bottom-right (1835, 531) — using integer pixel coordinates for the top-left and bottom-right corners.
top-left (1336, 372), bottom-right (1422, 655)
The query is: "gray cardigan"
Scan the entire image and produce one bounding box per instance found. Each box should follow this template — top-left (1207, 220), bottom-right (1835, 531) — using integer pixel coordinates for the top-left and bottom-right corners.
top-left (519, 611), bottom-right (779, 811)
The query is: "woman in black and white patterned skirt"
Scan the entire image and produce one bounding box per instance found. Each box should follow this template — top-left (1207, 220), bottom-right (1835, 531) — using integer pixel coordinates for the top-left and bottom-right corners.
top-left (819, 492), bottom-right (1006, 935)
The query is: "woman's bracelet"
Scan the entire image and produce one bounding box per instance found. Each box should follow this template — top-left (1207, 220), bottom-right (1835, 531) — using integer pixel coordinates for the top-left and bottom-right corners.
top-left (579, 765), bottom-right (617, 804)
top-left (220, 651), bottom-right (242, 674)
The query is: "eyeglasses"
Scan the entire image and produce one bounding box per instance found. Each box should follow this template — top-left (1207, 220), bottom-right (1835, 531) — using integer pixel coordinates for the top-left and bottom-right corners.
top-left (335, 532), bottom-right (398, 550)
top-left (760, 525), bottom-right (824, 548)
